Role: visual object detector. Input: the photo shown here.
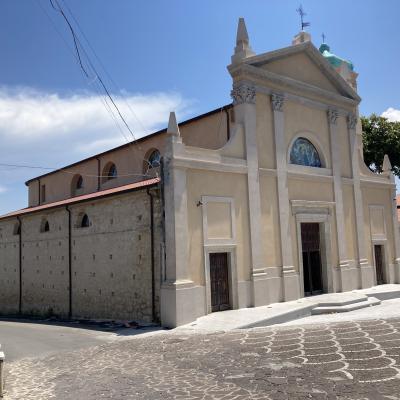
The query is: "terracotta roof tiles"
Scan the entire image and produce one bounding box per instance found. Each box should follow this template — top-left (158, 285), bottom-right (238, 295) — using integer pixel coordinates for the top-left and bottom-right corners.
top-left (0, 178), bottom-right (160, 221)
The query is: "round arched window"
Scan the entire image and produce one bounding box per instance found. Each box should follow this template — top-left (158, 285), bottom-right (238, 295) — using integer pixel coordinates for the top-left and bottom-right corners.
top-left (71, 174), bottom-right (84, 196)
top-left (40, 219), bottom-right (50, 233)
top-left (290, 138), bottom-right (322, 168)
top-left (76, 175), bottom-right (83, 189)
top-left (108, 164), bottom-right (117, 178)
top-left (148, 150), bottom-right (161, 169)
top-left (80, 214), bottom-right (90, 228)
top-left (102, 162), bottom-right (118, 182)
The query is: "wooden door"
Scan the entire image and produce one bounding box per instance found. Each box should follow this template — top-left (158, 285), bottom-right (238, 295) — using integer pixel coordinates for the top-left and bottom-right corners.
top-left (301, 223), bottom-right (323, 296)
top-left (210, 253), bottom-right (230, 312)
top-left (374, 245), bottom-right (385, 285)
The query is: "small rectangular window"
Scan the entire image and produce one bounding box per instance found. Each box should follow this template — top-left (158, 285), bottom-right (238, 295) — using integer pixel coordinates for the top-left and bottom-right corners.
top-left (41, 185), bottom-right (46, 203)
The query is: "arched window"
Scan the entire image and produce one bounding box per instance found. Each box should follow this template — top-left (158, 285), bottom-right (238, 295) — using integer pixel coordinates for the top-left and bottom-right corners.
top-left (40, 219), bottom-right (50, 233)
top-left (290, 137), bottom-right (322, 168)
top-left (148, 150), bottom-right (161, 169)
top-left (76, 175), bottom-right (83, 189)
top-left (80, 214), bottom-right (90, 228)
top-left (144, 149), bottom-right (161, 175)
top-left (13, 222), bottom-right (21, 235)
top-left (102, 162), bottom-right (117, 182)
top-left (71, 174), bottom-right (84, 196)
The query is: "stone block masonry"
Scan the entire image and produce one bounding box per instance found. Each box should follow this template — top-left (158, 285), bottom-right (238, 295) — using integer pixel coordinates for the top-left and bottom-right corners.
top-left (0, 188), bottom-right (163, 323)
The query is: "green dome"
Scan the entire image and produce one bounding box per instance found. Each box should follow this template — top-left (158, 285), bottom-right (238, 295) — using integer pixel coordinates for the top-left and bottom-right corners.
top-left (319, 43), bottom-right (354, 71)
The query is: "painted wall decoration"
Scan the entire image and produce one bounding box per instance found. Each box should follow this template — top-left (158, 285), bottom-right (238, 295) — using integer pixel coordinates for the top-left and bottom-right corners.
top-left (290, 137), bottom-right (322, 168)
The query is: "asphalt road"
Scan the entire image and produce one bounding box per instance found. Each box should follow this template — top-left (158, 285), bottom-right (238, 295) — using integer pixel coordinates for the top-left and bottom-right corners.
top-left (0, 319), bottom-right (159, 362)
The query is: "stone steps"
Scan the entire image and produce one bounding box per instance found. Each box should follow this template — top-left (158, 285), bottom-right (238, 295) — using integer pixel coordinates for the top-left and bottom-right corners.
top-left (311, 296), bottom-right (381, 315)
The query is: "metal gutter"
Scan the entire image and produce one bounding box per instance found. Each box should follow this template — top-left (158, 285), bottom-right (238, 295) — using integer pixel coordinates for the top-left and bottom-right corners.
top-left (146, 188), bottom-right (156, 323)
top-left (66, 206), bottom-right (72, 318)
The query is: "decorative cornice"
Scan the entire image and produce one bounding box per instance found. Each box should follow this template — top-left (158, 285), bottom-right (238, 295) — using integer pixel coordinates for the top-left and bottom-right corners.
top-left (271, 93), bottom-right (285, 112)
top-left (229, 41), bottom-right (360, 102)
top-left (327, 108), bottom-right (339, 125)
top-left (230, 83), bottom-right (256, 105)
top-left (347, 113), bottom-right (357, 130)
top-left (228, 63), bottom-right (360, 107)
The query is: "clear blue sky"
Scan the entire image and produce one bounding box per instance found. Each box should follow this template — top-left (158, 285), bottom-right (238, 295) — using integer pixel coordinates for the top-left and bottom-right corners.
top-left (1, 0), bottom-right (399, 214)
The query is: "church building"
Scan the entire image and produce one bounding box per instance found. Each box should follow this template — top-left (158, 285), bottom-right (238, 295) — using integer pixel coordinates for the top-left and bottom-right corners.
top-left (1, 19), bottom-right (399, 328)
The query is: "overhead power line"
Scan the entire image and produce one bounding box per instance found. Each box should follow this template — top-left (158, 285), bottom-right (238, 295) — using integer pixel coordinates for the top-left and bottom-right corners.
top-left (58, 0), bottom-right (151, 137)
top-left (34, 0), bottom-right (158, 174)
top-left (0, 163), bottom-right (151, 178)
top-left (49, 0), bottom-right (137, 140)
top-left (49, 0), bottom-right (89, 77)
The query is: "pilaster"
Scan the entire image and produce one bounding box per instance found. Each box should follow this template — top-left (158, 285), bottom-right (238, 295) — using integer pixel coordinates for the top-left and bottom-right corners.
top-left (387, 169), bottom-right (400, 283)
top-left (272, 93), bottom-right (298, 301)
top-left (231, 82), bottom-right (268, 306)
top-left (348, 113), bottom-right (369, 287)
top-left (328, 109), bottom-right (349, 290)
top-left (161, 114), bottom-right (198, 328)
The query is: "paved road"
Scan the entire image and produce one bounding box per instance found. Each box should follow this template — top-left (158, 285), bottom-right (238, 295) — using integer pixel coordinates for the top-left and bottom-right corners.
top-left (0, 319), bottom-right (160, 362)
top-left (3, 317), bottom-right (400, 399)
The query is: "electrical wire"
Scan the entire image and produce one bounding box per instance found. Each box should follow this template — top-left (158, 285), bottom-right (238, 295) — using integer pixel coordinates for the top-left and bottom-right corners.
top-left (35, 0), bottom-right (155, 173)
top-left (35, 0), bottom-right (131, 145)
top-left (49, 0), bottom-right (89, 77)
top-left (49, 0), bottom-right (154, 169)
top-left (0, 163), bottom-right (151, 178)
top-left (58, 0), bottom-right (151, 137)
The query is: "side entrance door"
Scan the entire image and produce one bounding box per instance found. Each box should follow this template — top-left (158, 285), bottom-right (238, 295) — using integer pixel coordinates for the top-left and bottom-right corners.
top-left (301, 223), bottom-right (324, 296)
top-left (210, 253), bottom-right (230, 312)
top-left (374, 245), bottom-right (385, 285)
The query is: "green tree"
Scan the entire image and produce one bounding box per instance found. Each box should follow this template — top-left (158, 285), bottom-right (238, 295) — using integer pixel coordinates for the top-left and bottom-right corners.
top-left (361, 114), bottom-right (400, 177)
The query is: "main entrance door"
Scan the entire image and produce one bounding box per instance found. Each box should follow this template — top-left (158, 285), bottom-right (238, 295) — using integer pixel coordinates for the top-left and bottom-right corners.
top-left (374, 245), bottom-right (385, 285)
top-left (210, 253), bottom-right (230, 312)
top-left (301, 223), bottom-right (323, 296)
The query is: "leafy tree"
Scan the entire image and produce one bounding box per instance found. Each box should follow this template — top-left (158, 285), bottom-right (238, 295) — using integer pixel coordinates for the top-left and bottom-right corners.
top-left (361, 114), bottom-right (400, 177)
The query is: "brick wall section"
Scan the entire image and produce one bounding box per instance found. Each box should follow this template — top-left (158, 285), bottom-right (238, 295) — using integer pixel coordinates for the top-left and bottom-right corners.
top-left (0, 223), bottom-right (20, 314)
top-left (21, 210), bottom-right (70, 316)
top-left (0, 188), bottom-right (163, 322)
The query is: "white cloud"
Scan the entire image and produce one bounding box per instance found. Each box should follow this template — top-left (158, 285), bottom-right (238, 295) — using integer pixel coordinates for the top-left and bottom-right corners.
top-left (0, 86), bottom-right (193, 214)
top-left (0, 86), bottom-right (193, 177)
top-left (0, 185), bottom-right (7, 194)
top-left (381, 107), bottom-right (400, 122)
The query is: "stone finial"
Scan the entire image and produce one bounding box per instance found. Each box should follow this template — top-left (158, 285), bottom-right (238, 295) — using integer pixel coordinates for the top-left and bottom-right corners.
top-left (167, 112), bottom-right (180, 137)
top-left (231, 17), bottom-right (255, 64)
top-left (383, 154), bottom-right (392, 172)
top-left (292, 31), bottom-right (311, 46)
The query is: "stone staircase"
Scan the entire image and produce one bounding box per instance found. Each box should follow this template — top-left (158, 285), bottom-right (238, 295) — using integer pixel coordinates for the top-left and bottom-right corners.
top-left (311, 294), bottom-right (381, 315)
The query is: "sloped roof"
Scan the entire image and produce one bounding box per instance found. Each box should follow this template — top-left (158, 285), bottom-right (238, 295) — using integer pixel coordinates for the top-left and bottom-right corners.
top-left (0, 178), bottom-right (160, 221)
top-left (25, 105), bottom-right (232, 185)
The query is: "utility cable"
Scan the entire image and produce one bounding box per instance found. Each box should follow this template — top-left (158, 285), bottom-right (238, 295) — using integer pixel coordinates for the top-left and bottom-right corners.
top-left (0, 163), bottom-right (152, 178)
top-left (35, 0), bottom-right (155, 176)
top-left (49, 0), bottom-right (153, 169)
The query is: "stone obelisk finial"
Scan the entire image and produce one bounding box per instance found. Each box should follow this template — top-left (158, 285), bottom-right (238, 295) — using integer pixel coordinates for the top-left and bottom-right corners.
top-left (167, 111), bottom-right (180, 137)
top-left (231, 17), bottom-right (255, 64)
top-left (383, 154), bottom-right (392, 173)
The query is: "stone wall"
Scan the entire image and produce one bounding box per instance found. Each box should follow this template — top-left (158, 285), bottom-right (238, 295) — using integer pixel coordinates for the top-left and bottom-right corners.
top-left (0, 188), bottom-right (163, 322)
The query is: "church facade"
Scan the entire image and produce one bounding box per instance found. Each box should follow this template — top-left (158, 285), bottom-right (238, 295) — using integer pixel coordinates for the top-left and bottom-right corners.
top-left (1, 19), bottom-right (399, 327)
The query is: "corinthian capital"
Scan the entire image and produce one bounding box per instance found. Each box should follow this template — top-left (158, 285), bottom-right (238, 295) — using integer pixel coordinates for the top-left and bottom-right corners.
top-left (271, 93), bottom-right (285, 112)
top-left (230, 82), bottom-right (256, 105)
top-left (347, 113), bottom-right (357, 130)
top-left (327, 108), bottom-right (339, 125)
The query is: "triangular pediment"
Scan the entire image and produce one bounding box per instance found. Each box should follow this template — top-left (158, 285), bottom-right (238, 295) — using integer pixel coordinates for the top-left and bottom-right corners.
top-left (240, 42), bottom-right (360, 102)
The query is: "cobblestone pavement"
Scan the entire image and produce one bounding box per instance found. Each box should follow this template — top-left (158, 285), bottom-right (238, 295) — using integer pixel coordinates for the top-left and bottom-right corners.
top-left (4, 317), bottom-right (400, 399)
